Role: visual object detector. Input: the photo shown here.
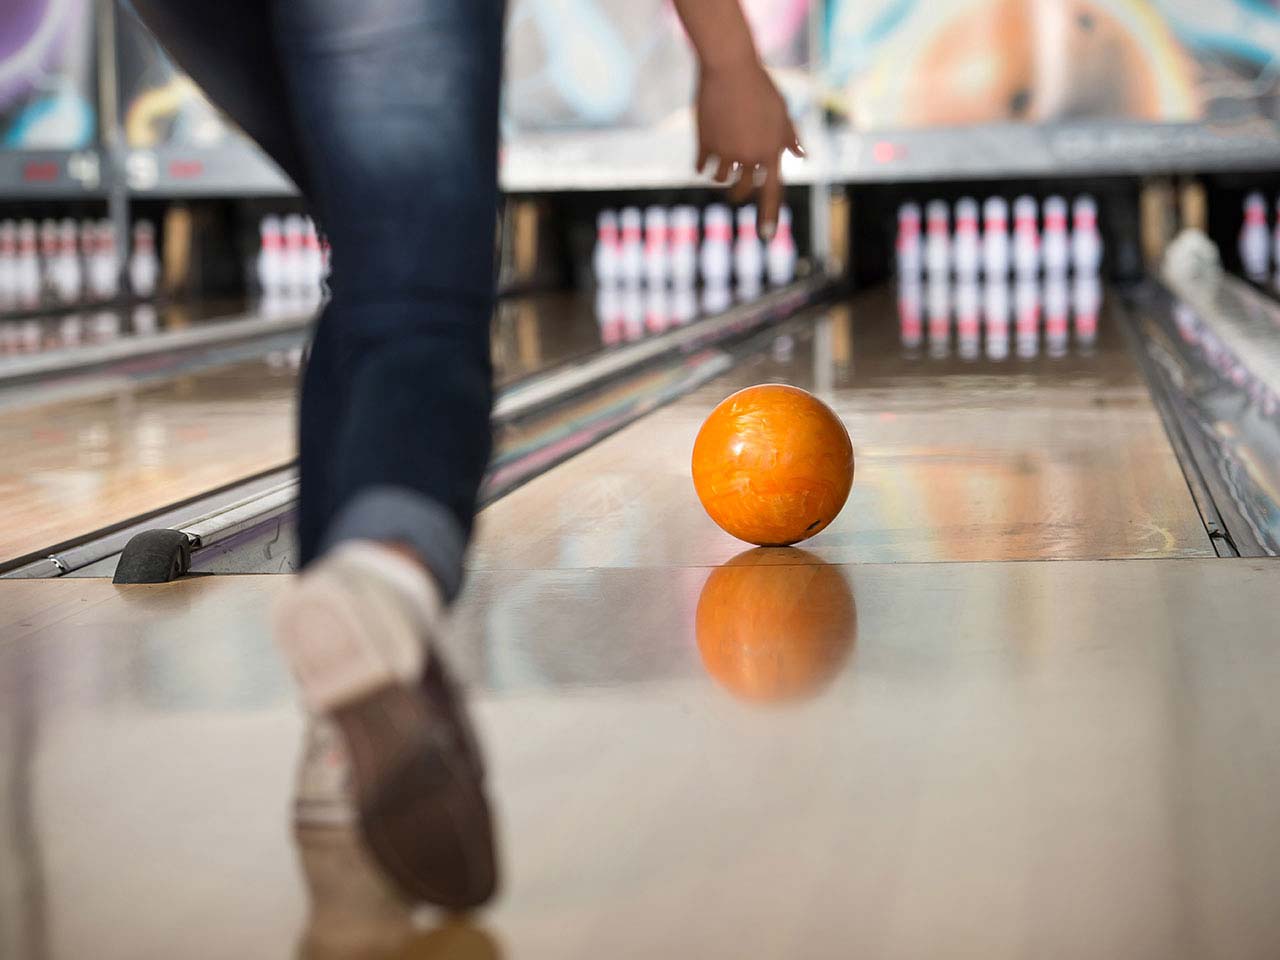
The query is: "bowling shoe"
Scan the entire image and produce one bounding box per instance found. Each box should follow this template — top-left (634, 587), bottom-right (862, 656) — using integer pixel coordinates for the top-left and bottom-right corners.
top-left (275, 541), bottom-right (497, 909)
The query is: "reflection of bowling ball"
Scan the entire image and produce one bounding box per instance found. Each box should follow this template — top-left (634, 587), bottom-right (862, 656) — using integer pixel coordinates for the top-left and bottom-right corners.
top-left (691, 384), bottom-right (854, 546)
top-left (696, 549), bottom-right (856, 703)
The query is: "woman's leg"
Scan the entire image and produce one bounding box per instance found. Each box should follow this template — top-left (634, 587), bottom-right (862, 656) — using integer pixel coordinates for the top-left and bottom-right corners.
top-left (272, 0), bottom-right (503, 597)
top-left (124, 0), bottom-right (505, 907)
top-left (264, 0), bottom-right (504, 906)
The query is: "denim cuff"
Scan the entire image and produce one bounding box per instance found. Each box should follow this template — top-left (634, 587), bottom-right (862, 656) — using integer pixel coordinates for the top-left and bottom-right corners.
top-left (321, 485), bottom-right (467, 601)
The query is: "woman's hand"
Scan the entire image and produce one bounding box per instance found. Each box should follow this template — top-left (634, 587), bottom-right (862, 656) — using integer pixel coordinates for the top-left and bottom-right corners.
top-left (694, 59), bottom-right (804, 240)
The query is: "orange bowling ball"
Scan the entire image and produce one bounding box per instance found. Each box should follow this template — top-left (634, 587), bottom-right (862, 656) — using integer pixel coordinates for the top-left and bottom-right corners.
top-left (691, 384), bottom-right (854, 546)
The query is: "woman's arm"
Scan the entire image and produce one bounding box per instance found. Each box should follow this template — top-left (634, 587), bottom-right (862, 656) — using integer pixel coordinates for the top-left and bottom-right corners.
top-left (671, 0), bottom-right (803, 238)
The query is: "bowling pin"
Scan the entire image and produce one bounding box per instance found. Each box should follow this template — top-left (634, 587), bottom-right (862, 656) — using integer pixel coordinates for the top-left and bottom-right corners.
top-left (281, 214), bottom-right (306, 292)
top-left (594, 284), bottom-right (623, 345)
top-left (0, 220), bottom-right (15, 309)
top-left (953, 198), bottom-right (981, 280)
top-left (1015, 276), bottom-right (1040, 358)
top-left (621, 281), bottom-right (644, 341)
top-left (128, 220), bottom-right (160, 299)
top-left (258, 215), bottom-right (283, 297)
top-left (78, 219), bottom-right (99, 300)
top-left (1072, 272), bottom-right (1101, 348)
top-left (1071, 195), bottom-right (1102, 275)
top-left (618, 207), bottom-right (644, 285)
top-left (766, 205), bottom-right (797, 286)
top-left (956, 277), bottom-right (980, 360)
top-left (1240, 192), bottom-right (1269, 282)
top-left (60, 313), bottom-right (83, 347)
top-left (592, 209), bottom-right (620, 286)
top-left (982, 197), bottom-right (1009, 278)
top-left (986, 284), bottom-right (1010, 361)
top-left (700, 205), bottom-right (732, 285)
top-left (702, 279), bottom-right (731, 316)
top-left (672, 282), bottom-right (698, 325)
top-left (302, 218), bottom-right (324, 297)
top-left (644, 282), bottom-right (670, 333)
top-left (132, 303), bottom-right (159, 336)
top-left (15, 220), bottom-right (41, 308)
top-left (261, 288), bottom-right (287, 321)
top-left (734, 205), bottom-right (764, 287)
top-left (95, 220), bottom-right (120, 299)
top-left (91, 309), bottom-right (120, 341)
top-left (984, 276), bottom-right (1009, 336)
top-left (1044, 273), bottom-right (1069, 358)
top-left (1041, 196), bottom-right (1069, 278)
top-left (21, 319), bottom-right (42, 352)
top-left (643, 206), bottom-right (669, 287)
top-left (896, 202), bottom-right (922, 278)
top-left (926, 272), bottom-right (950, 354)
top-left (898, 275), bottom-right (923, 350)
top-left (39, 219), bottom-right (58, 302)
top-left (56, 218), bottom-right (82, 304)
top-left (925, 200), bottom-right (951, 280)
top-left (669, 206), bottom-right (699, 287)
top-left (1013, 195), bottom-right (1040, 280)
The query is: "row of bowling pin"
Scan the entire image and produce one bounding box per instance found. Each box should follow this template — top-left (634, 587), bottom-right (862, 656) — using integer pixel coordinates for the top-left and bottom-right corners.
top-left (256, 214), bottom-right (330, 300)
top-left (899, 273), bottom-right (1102, 360)
top-left (0, 218), bottom-right (160, 312)
top-left (1236, 192), bottom-right (1280, 284)
top-left (593, 204), bottom-right (797, 291)
top-left (898, 195), bottom-right (1103, 281)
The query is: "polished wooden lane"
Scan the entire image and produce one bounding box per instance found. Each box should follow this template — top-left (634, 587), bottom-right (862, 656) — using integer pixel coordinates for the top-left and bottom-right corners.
top-left (1, 292), bottom-right (627, 566)
top-left (491, 292), bottom-right (607, 386)
top-left (0, 354), bottom-right (299, 564)
top-left (3, 557), bottom-right (1280, 958)
top-left (472, 288), bottom-right (1214, 569)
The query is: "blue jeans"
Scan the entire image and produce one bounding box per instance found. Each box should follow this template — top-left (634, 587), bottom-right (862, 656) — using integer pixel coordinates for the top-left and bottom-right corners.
top-left (127, 0), bottom-right (505, 599)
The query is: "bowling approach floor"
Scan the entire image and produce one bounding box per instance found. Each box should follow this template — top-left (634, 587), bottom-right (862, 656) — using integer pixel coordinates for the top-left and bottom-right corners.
top-left (5, 284), bottom-right (1280, 959)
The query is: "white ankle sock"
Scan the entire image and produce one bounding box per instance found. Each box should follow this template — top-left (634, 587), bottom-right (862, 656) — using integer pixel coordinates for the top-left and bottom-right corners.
top-left (334, 540), bottom-right (445, 634)
top-left (274, 540), bottom-right (446, 712)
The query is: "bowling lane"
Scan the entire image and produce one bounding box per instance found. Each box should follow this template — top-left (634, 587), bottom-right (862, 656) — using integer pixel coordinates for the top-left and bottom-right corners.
top-left (472, 283), bottom-right (1214, 569)
top-left (0, 291), bottom-right (636, 566)
top-left (0, 350), bottom-right (300, 564)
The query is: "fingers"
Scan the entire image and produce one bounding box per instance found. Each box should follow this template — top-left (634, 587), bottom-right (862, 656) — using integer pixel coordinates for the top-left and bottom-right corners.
top-left (758, 157), bottom-right (782, 241)
top-left (695, 144), bottom-right (710, 174)
top-left (712, 157), bottom-right (734, 184)
top-left (786, 120), bottom-right (805, 159)
top-left (727, 168), bottom-right (755, 204)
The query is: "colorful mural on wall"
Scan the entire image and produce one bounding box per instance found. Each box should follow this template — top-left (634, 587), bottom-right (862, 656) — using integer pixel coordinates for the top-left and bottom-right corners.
top-left (824, 0), bottom-right (1280, 130)
top-left (1, 0), bottom-right (96, 150)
